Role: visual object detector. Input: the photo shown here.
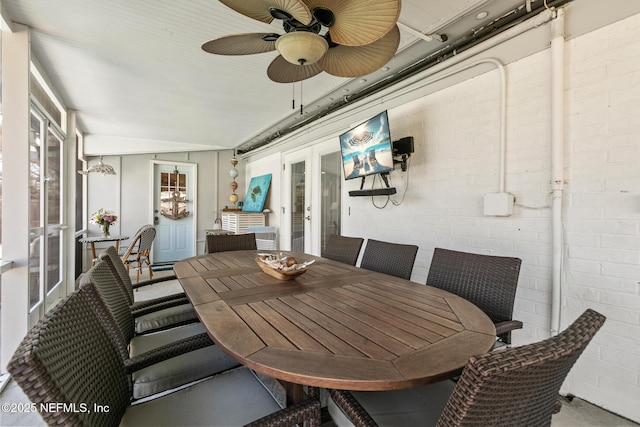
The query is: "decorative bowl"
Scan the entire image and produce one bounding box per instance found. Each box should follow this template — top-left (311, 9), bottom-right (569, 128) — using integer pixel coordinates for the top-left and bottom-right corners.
top-left (256, 257), bottom-right (308, 281)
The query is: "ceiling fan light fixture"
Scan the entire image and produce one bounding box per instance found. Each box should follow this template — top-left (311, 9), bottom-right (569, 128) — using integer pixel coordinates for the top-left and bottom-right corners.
top-left (276, 32), bottom-right (328, 65)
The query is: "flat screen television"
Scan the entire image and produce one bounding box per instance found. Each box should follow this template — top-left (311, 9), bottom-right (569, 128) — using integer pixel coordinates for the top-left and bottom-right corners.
top-left (340, 110), bottom-right (394, 180)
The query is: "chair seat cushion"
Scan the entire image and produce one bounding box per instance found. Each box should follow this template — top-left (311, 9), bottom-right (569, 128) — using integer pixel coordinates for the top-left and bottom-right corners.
top-left (134, 303), bottom-right (198, 334)
top-left (130, 323), bottom-right (240, 399)
top-left (328, 380), bottom-right (455, 427)
top-left (121, 367), bottom-right (282, 426)
top-left (133, 278), bottom-right (186, 301)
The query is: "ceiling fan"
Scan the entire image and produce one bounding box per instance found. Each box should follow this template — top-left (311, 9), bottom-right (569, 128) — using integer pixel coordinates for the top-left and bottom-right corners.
top-left (202, 0), bottom-right (402, 83)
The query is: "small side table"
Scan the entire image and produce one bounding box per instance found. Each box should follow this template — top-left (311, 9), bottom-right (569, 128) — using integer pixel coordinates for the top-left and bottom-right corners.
top-left (221, 212), bottom-right (265, 234)
top-left (80, 235), bottom-right (129, 266)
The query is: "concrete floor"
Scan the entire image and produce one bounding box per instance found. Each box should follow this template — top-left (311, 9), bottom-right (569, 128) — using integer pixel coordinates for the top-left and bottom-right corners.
top-left (1, 376), bottom-right (637, 426)
top-left (552, 397), bottom-right (638, 427)
top-left (0, 269), bottom-right (638, 426)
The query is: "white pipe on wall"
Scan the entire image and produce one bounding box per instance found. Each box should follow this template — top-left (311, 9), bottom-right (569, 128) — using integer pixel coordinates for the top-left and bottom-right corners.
top-left (550, 8), bottom-right (565, 336)
top-left (398, 57), bottom-right (508, 193)
top-left (492, 59), bottom-right (507, 194)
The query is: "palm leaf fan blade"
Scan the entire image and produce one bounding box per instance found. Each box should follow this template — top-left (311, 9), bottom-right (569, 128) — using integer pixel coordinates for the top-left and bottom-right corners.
top-left (303, 0), bottom-right (401, 46)
top-left (219, 0), bottom-right (274, 23)
top-left (219, 0), bottom-right (312, 25)
top-left (319, 25), bottom-right (400, 77)
top-left (202, 33), bottom-right (277, 55)
top-left (267, 55), bottom-right (323, 83)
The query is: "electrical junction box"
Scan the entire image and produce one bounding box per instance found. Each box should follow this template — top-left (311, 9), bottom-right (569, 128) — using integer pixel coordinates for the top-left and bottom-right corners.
top-left (483, 192), bottom-right (514, 216)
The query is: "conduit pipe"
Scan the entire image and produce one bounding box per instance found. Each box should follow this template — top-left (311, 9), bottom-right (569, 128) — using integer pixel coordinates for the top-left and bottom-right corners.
top-left (243, 8), bottom-right (555, 155)
top-left (550, 8), bottom-right (565, 336)
top-left (381, 58), bottom-right (508, 193)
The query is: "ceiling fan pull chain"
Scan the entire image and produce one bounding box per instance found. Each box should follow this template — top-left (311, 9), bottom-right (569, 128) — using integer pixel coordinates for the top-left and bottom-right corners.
top-left (292, 83), bottom-right (295, 110)
top-left (300, 81), bottom-right (304, 115)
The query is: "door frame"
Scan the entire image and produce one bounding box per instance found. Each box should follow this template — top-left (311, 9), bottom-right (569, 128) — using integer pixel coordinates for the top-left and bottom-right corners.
top-left (149, 160), bottom-right (198, 261)
top-left (281, 139), bottom-right (342, 255)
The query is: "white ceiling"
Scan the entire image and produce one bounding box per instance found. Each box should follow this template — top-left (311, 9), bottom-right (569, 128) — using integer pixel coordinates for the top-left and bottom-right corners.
top-left (1, 0), bottom-right (631, 156)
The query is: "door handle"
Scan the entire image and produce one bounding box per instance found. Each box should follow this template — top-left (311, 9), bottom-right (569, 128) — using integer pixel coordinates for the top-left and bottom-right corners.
top-left (304, 216), bottom-right (311, 221)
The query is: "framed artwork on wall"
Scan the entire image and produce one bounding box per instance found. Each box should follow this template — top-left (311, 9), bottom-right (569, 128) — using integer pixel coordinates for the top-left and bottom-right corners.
top-left (242, 173), bottom-right (272, 212)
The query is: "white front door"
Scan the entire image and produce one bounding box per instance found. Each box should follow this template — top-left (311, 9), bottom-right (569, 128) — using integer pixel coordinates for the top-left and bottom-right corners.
top-left (152, 162), bottom-right (197, 263)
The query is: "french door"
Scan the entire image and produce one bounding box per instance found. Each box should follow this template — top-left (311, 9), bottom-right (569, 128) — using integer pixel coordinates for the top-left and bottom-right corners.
top-left (282, 140), bottom-right (343, 255)
top-left (28, 108), bottom-right (65, 324)
top-left (283, 151), bottom-right (311, 253)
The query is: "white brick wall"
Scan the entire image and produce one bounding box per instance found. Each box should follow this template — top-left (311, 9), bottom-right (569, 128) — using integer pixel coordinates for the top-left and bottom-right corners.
top-left (245, 12), bottom-right (640, 423)
top-left (562, 12), bottom-right (640, 420)
top-left (344, 58), bottom-right (559, 341)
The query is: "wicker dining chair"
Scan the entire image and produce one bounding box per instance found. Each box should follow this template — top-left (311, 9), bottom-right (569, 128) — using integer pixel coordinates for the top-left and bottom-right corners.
top-left (7, 285), bottom-right (322, 427)
top-left (359, 239), bottom-right (419, 280)
top-left (426, 248), bottom-right (523, 346)
top-left (80, 260), bottom-right (239, 399)
top-left (322, 234), bottom-right (364, 266)
top-left (120, 224), bottom-right (156, 283)
top-left (99, 246), bottom-right (197, 334)
top-left (328, 308), bottom-right (606, 427)
top-left (205, 232), bottom-right (258, 253)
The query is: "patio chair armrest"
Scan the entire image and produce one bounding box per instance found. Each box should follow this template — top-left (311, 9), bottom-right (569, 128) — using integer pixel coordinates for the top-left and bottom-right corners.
top-left (329, 389), bottom-right (379, 427)
top-left (124, 332), bottom-right (212, 373)
top-left (246, 388), bottom-right (322, 427)
top-left (494, 320), bottom-right (523, 337)
top-left (131, 296), bottom-right (190, 316)
top-left (131, 274), bottom-right (179, 290)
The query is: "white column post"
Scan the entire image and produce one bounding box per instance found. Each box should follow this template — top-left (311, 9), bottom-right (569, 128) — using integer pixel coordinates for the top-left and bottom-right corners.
top-left (65, 111), bottom-right (78, 293)
top-left (1, 23), bottom-right (31, 370)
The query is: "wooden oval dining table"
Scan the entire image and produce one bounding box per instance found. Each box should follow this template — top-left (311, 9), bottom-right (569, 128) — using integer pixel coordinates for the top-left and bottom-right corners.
top-left (174, 250), bottom-right (496, 405)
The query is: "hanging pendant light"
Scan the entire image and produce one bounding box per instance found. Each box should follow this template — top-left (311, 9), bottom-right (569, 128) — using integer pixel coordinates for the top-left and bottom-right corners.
top-left (78, 156), bottom-right (117, 175)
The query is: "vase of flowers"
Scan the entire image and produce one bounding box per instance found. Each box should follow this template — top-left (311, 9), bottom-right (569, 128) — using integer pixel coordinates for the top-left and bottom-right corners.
top-left (90, 208), bottom-right (118, 238)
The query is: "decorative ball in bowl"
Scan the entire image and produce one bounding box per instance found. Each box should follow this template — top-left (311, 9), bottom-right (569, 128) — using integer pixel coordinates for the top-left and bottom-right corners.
top-left (256, 254), bottom-right (313, 281)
